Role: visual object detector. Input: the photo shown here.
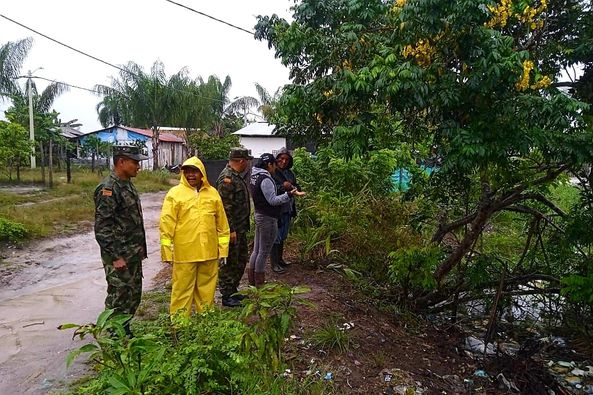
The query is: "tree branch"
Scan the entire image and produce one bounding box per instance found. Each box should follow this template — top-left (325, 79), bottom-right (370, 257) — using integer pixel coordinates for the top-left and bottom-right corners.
top-left (521, 192), bottom-right (567, 218)
top-left (502, 205), bottom-right (564, 233)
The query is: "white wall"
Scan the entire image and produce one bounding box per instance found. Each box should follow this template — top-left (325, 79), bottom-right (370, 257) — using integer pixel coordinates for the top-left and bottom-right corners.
top-left (239, 136), bottom-right (286, 158)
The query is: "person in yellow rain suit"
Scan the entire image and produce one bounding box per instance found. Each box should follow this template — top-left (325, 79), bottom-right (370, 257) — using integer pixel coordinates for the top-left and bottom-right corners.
top-left (159, 156), bottom-right (230, 316)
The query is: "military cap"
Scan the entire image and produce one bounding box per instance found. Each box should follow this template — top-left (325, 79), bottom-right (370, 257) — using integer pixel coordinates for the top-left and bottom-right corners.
top-left (113, 145), bottom-right (149, 161)
top-left (229, 147), bottom-right (253, 160)
top-left (259, 153), bottom-right (276, 165)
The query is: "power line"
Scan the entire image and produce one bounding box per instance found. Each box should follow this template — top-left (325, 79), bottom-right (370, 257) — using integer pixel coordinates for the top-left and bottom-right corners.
top-left (0, 13), bottom-right (255, 106)
top-left (164, 0), bottom-right (255, 35)
top-left (33, 75), bottom-right (99, 94)
top-left (0, 13), bottom-right (129, 75)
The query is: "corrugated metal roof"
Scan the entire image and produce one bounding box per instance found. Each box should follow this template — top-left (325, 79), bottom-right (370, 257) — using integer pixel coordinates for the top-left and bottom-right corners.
top-left (122, 126), bottom-right (185, 143)
top-left (82, 126), bottom-right (185, 143)
top-left (59, 126), bottom-right (85, 139)
top-left (232, 122), bottom-right (277, 137)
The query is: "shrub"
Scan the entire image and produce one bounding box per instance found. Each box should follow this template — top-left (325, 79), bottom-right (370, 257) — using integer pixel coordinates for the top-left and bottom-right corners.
top-left (311, 316), bottom-right (353, 353)
top-left (292, 147), bottom-right (397, 196)
top-left (62, 284), bottom-right (311, 394)
top-left (387, 245), bottom-right (441, 298)
top-left (0, 217), bottom-right (28, 242)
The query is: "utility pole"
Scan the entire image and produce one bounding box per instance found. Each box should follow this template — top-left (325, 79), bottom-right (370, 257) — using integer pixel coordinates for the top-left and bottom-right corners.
top-left (28, 70), bottom-right (36, 169)
top-left (26, 67), bottom-right (43, 169)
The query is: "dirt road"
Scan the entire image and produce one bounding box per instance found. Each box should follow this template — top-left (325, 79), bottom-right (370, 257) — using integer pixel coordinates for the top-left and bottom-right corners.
top-left (0, 192), bottom-right (166, 394)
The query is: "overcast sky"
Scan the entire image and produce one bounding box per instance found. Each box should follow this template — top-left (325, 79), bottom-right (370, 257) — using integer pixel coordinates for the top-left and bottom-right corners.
top-left (0, 0), bottom-right (294, 131)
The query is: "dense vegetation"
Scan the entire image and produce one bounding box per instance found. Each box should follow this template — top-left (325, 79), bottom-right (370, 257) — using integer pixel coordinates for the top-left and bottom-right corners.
top-left (2, 0), bottom-right (593, 392)
top-left (0, 168), bottom-right (172, 241)
top-left (256, 0), bottom-right (593, 334)
top-left (60, 284), bottom-right (327, 395)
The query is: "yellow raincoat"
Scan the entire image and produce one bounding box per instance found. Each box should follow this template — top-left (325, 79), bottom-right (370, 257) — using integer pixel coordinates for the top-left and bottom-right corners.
top-left (160, 156), bottom-right (230, 263)
top-left (159, 157), bottom-right (230, 315)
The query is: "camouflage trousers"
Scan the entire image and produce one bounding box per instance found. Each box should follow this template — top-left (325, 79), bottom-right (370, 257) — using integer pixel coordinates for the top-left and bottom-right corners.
top-left (218, 232), bottom-right (248, 298)
top-left (102, 254), bottom-right (143, 316)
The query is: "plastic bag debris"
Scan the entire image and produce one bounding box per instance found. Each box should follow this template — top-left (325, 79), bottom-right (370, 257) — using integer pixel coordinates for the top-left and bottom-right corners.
top-left (497, 373), bottom-right (519, 392)
top-left (464, 336), bottom-right (496, 355)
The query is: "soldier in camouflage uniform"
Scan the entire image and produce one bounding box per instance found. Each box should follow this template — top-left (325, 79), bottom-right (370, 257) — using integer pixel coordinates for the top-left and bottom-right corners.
top-left (94, 145), bottom-right (148, 334)
top-left (216, 148), bottom-right (253, 307)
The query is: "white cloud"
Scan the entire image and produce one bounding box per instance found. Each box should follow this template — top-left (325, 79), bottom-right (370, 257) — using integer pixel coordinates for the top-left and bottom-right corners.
top-left (0, 0), bottom-right (293, 131)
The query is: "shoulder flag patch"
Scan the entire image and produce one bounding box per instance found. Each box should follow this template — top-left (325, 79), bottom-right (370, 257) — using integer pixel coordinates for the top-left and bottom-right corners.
top-left (102, 188), bottom-right (113, 197)
top-left (223, 177), bottom-right (232, 184)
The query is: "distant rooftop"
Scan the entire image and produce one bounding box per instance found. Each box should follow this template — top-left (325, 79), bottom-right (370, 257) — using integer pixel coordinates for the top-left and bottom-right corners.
top-left (233, 122), bottom-right (277, 137)
top-left (59, 126), bottom-right (85, 139)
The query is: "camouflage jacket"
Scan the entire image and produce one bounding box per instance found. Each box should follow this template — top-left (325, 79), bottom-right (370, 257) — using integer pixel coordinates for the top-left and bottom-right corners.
top-left (94, 172), bottom-right (147, 262)
top-left (216, 165), bottom-right (251, 234)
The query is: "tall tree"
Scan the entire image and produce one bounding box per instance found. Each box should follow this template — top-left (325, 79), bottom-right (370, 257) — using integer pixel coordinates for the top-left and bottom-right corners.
top-left (2, 38), bottom-right (69, 177)
top-left (254, 83), bottom-right (282, 121)
top-left (256, 0), bottom-right (593, 306)
top-left (228, 83), bottom-right (283, 122)
top-left (96, 61), bottom-right (188, 170)
top-left (0, 37), bottom-right (32, 99)
top-left (0, 120), bottom-right (31, 181)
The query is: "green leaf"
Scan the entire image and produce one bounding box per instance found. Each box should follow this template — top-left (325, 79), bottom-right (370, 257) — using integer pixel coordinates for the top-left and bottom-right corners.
top-left (96, 309), bottom-right (115, 328)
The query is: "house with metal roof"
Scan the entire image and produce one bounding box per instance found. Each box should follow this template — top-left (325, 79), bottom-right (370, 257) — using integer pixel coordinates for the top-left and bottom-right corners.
top-left (78, 125), bottom-right (187, 169)
top-left (232, 122), bottom-right (287, 157)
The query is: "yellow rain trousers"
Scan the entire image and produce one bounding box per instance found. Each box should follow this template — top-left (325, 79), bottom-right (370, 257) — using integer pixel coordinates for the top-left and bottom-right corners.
top-left (159, 156), bottom-right (230, 316)
top-left (170, 259), bottom-right (218, 314)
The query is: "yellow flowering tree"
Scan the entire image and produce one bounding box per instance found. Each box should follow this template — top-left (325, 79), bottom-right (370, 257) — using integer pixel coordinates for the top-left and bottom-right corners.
top-left (255, 0), bottom-right (593, 307)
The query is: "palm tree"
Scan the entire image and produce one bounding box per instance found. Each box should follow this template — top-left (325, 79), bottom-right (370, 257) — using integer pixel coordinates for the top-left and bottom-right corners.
top-left (227, 94), bottom-right (259, 124)
top-left (204, 75), bottom-right (235, 136)
top-left (254, 82), bottom-right (282, 121)
top-left (0, 37), bottom-right (32, 99)
top-left (2, 38), bottom-right (69, 181)
top-left (1, 37), bottom-right (69, 122)
top-left (228, 83), bottom-right (283, 124)
top-left (96, 61), bottom-right (189, 170)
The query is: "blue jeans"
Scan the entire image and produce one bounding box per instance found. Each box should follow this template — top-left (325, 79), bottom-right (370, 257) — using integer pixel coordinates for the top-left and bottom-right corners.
top-left (275, 212), bottom-right (291, 244)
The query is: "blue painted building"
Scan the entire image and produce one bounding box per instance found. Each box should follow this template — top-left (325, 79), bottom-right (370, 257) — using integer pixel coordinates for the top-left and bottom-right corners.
top-left (78, 125), bottom-right (187, 169)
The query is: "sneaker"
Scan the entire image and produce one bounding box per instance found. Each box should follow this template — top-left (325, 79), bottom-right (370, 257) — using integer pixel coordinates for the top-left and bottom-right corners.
top-left (222, 296), bottom-right (242, 308)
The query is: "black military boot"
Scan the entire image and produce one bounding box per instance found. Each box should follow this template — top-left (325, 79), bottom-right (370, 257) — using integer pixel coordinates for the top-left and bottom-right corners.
top-left (270, 244), bottom-right (286, 273)
top-left (222, 296), bottom-right (242, 308)
top-left (278, 241), bottom-right (291, 267)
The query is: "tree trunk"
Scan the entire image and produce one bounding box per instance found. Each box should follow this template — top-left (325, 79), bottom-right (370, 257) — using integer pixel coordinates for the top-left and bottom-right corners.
top-left (152, 125), bottom-right (160, 170)
top-left (66, 154), bottom-right (72, 184)
top-left (16, 156), bottom-right (20, 182)
top-left (434, 186), bottom-right (494, 283)
top-left (91, 152), bottom-right (96, 173)
top-left (39, 141), bottom-right (46, 185)
top-left (56, 143), bottom-right (63, 172)
top-left (48, 137), bottom-right (53, 188)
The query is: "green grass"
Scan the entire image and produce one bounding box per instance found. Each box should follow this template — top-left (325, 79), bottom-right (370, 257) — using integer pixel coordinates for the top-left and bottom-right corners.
top-left (549, 182), bottom-right (581, 212)
top-left (0, 167), bottom-right (174, 240)
top-left (135, 289), bottom-right (170, 319)
top-left (310, 315), bottom-right (353, 353)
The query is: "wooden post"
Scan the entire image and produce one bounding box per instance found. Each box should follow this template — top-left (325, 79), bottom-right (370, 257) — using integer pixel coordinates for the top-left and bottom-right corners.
top-left (48, 137), bottom-right (53, 188)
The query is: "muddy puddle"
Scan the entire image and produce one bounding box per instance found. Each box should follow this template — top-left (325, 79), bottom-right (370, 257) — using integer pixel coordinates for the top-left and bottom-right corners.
top-left (0, 192), bottom-right (166, 394)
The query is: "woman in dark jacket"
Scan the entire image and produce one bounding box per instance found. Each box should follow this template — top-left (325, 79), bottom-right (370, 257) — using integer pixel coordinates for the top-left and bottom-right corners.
top-left (248, 153), bottom-right (304, 286)
top-left (271, 148), bottom-right (301, 272)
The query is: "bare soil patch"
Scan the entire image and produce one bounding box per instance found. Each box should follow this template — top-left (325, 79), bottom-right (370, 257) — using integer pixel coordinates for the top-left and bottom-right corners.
top-left (118, 233), bottom-right (593, 394)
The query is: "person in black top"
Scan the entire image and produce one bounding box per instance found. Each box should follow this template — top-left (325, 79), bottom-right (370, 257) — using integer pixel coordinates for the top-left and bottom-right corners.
top-left (248, 153), bottom-right (305, 286)
top-left (271, 148), bottom-right (301, 272)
